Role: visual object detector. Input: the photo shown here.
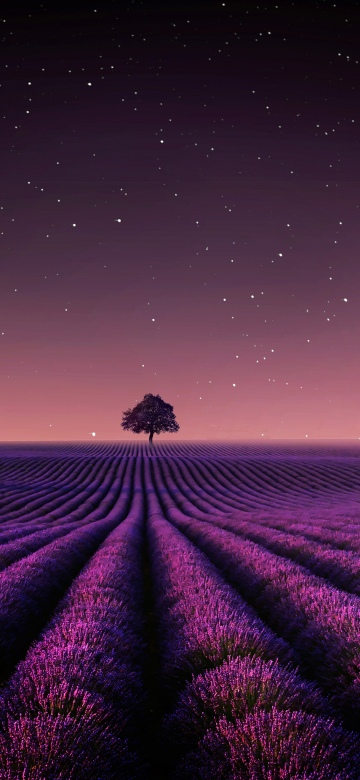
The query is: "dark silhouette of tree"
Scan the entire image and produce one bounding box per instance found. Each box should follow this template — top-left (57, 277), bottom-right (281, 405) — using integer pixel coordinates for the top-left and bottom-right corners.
top-left (121, 393), bottom-right (180, 444)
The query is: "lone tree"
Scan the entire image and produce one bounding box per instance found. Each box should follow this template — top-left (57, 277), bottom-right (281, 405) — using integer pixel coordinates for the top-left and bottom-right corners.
top-left (121, 393), bottom-right (180, 444)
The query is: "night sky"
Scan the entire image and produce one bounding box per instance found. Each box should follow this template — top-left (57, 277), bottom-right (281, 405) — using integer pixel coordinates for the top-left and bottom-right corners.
top-left (1, 1), bottom-right (359, 441)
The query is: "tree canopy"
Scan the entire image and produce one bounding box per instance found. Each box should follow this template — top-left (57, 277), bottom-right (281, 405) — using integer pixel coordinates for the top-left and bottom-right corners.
top-left (121, 393), bottom-right (180, 443)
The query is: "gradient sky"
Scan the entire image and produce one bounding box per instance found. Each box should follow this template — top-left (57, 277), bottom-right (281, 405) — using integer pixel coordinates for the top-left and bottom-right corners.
top-left (1, 1), bottom-right (359, 441)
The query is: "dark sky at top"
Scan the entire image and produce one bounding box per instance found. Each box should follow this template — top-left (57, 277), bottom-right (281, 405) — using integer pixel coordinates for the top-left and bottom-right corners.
top-left (1, 1), bottom-right (359, 440)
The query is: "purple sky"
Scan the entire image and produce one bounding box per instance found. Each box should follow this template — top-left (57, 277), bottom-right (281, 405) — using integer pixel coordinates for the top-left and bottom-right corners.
top-left (1, 1), bottom-right (359, 441)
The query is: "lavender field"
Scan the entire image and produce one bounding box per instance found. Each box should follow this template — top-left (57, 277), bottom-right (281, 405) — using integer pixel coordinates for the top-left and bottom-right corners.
top-left (0, 440), bottom-right (360, 779)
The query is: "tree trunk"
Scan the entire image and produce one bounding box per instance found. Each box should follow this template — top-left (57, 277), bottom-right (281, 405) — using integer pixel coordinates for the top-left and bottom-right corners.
top-left (149, 431), bottom-right (154, 444)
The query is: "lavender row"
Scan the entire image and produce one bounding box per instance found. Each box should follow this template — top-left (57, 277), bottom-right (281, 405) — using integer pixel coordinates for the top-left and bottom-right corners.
top-left (0, 455), bottom-right (78, 488)
top-left (157, 451), bottom-right (360, 514)
top-left (248, 509), bottom-right (360, 552)
top-left (147, 512), bottom-right (292, 688)
top-left (148, 459), bottom-right (229, 520)
top-left (171, 708), bottom-right (359, 780)
top-left (169, 513), bottom-right (360, 720)
top-left (150, 459), bottom-right (360, 716)
top-left (151, 454), bottom-right (360, 594)
top-left (147, 513), bottom-right (359, 778)
top-left (0, 505), bottom-right (147, 778)
top-left (0, 461), bottom-right (128, 570)
top-left (223, 457), bottom-right (360, 500)
top-left (0, 457), bottom-right (101, 517)
top-left (159, 454), bottom-right (360, 519)
top-left (0, 517), bottom-right (95, 573)
top-left (0, 459), bottom-right (135, 570)
top-left (0, 457), bottom-right (116, 526)
top-left (155, 455), bottom-right (300, 518)
top-left (162, 456), bottom-right (260, 511)
top-left (159, 457), bottom-right (236, 515)
top-left (203, 514), bottom-right (360, 598)
top-left (157, 456), bottom-right (262, 515)
top-left (1, 441), bottom-right (360, 459)
top-left (0, 458), bottom-right (138, 684)
top-left (0, 457), bottom-right (130, 544)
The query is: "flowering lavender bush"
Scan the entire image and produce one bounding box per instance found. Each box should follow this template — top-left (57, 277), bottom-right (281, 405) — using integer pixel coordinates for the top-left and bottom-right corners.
top-left (163, 656), bottom-right (330, 763)
top-left (147, 512), bottom-right (293, 692)
top-left (176, 709), bottom-right (359, 780)
top-left (0, 712), bottom-right (140, 780)
top-left (201, 513), bottom-right (360, 597)
top-left (168, 513), bottom-right (360, 719)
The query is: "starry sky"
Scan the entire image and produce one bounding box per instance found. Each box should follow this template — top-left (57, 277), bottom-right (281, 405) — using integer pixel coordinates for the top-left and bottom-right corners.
top-left (1, 1), bottom-right (359, 441)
